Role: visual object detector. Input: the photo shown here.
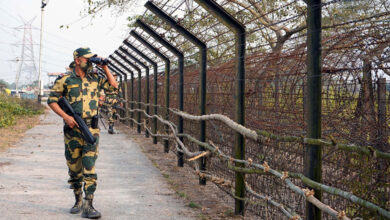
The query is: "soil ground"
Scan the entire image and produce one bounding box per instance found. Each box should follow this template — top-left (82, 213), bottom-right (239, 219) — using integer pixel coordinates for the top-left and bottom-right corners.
top-left (0, 112), bottom-right (43, 151)
top-left (0, 107), bottom-right (252, 220)
top-left (0, 109), bottom-right (196, 219)
top-left (115, 122), bottom-right (248, 220)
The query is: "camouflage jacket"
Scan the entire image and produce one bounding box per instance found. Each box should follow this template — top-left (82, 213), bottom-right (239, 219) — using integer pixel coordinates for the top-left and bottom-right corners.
top-left (47, 69), bottom-right (113, 118)
top-left (105, 83), bottom-right (122, 99)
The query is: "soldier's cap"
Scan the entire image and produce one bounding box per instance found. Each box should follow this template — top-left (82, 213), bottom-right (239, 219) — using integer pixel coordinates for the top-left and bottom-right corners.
top-left (69, 61), bottom-right (75, 68)
top-left (73, 47), bottom-right (96, 59)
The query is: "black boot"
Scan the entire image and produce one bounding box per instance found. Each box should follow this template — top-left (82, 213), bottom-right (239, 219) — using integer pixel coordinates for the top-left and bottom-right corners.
top-left (81, 196), bottom-right (101, 219)
top-left (108, 125), bottom-right (113, 134)
top-left (70, 191), bottom-right (83, 214)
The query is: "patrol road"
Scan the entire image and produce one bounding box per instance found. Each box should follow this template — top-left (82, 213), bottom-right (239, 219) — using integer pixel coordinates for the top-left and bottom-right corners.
top-left (0, 109), bottom-right (193, 220)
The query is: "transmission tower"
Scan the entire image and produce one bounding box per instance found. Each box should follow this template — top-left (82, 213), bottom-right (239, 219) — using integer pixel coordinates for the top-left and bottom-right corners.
top-left (14, 18), bottom-right (38, 94)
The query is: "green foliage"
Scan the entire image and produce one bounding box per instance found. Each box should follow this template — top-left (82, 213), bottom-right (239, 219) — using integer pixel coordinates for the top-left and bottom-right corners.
top-left (0, 94), bottom-right (44, 128)
top-left (83, 0), bottom-right (136, 16)
top-left (257, 154), bottom-right (265, 161)
top-left (0, 79), bottom-right (10, 89)
top-left (127, 15), bottom-right (143, 28)
top-left (187, 201), bottom-right (201, 209)
top-left (176, 191), bottom-right (187, 199)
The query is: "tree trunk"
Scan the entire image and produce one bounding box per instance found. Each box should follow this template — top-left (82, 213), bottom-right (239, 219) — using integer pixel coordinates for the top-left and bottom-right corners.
top-left (354, 59), bottom-right (376, 144)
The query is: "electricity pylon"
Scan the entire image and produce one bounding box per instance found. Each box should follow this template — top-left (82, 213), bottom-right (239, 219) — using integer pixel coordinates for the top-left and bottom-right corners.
top-left (14, 18), bottom-right (38, 95)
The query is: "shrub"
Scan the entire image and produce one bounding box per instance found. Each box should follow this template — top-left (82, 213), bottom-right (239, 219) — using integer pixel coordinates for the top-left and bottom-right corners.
top-left (0, 94), bottom-right (44, 128)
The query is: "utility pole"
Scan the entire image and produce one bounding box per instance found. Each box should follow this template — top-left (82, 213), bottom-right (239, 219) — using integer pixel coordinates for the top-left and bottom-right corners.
top-left (37, 0), bottom-right (48, 103)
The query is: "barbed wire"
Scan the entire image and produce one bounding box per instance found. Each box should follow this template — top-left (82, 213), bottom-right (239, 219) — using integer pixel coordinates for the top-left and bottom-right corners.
top-left (108, 0), bottom-right (390, 218)
top-left (101, 100), bottom-right (389, 219)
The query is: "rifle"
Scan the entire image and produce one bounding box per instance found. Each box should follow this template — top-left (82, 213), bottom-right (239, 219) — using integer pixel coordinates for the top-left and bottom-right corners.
top-left (58, 97), bottom-right (97, 145)
top-left (98, 113), bottom-right (107, 130)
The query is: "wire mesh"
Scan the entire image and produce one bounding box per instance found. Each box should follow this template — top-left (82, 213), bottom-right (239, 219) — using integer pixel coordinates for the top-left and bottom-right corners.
top-left (111, 0), bottom-right (390, 218)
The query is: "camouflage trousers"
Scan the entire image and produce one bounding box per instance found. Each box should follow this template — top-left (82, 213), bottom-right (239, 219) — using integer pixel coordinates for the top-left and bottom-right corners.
top-left (105, 96), bottom-right (118, 126)
top-left (64, 125), bottom-right (100, 197)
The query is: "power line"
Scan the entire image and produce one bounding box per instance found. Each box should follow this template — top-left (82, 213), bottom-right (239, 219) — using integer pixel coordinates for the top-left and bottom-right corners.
top-left (0, 26), bottom-right (18, 37)
top-left (0, 7), bottom-right (22, 23)
top-left (0, 24), bottom-right (17, 29)
top-left (31, 26), bottom-right (111, 55)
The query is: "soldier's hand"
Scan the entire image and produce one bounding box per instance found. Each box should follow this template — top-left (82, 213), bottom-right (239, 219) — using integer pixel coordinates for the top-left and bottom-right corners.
top-left (64, 115), bottom-right (79, 128)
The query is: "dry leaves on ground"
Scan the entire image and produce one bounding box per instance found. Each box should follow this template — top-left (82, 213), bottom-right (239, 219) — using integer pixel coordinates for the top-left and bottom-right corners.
top-left (0, 114), bottom-right (42, 152)
top-left (117, 123), bottom-right (250, 220)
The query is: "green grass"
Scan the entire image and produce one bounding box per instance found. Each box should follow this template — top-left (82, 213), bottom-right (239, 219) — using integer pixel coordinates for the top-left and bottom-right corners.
top-left (187, 202), bottom-right (201, 209)
top-left (0, 93), bottom-right (44, 128)
top-left (176, 191), bottom-right (187, 199)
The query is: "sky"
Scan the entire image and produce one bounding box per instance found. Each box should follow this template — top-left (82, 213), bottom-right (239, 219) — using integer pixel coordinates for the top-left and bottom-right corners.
top-left (0, 0), bottom-right (147, 86)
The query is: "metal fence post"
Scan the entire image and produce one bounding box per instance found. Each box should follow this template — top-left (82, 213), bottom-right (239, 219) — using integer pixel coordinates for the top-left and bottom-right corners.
top-left (377, 78), bottom-right (387, 151)
top-left (121, 72), bottom-right (129, 120)
top-left (130, 30), bottom-right (171, 153)
top-left (135, 19), bottom-right (185, 167)
top-left (119, 46), bottom-right (150, 137)
top-left (117, 73), bottom-right (124, 117)
top-left (124, 40), bottom-right (158, 144)
top-left (194, 0), bottom-right (246, 214)
top-left (304, 0), bottom-right (322, 219)
top-left (145, 1), bottom-right (207, 184)
top-left (109, 56), bottom-right (135, 128)
top-left (108, 63), bottom-right (129, 120)
top-left (377, 77), bottom-right (388, 207)
top-left (108, 60), bottom-right (133, 120)
top-left (114, 51), bottom-right (143, 134)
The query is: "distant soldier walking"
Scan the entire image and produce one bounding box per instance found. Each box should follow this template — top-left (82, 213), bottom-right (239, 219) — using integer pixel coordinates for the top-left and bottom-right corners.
top-left (47, 47), bottom-right (117, 219)
top-left (104, 73), bottom-right (122, 134)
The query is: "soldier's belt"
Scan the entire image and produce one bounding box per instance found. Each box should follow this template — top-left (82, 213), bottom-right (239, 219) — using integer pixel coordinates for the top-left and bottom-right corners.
top-left (83, 116), bottom-right (99, 129)
top-left (83, 118), bottom-right (92, 127)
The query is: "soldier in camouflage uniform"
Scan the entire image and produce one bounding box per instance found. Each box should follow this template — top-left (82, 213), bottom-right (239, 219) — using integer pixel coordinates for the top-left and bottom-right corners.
top-left (67, 60), bottom-right (76, 190)
top-left (47, 47), bottom-right (117, 219)
top-left (104, 73), bottom-right (122, 134)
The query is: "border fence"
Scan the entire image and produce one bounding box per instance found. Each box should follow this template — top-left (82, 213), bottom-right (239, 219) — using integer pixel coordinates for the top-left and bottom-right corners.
top-left (101, 0), bottom-right (390, 219)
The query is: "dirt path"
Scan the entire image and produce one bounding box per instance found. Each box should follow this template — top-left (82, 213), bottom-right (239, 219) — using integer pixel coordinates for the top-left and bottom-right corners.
top-left (0, 110), bottom-right (194, 220)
